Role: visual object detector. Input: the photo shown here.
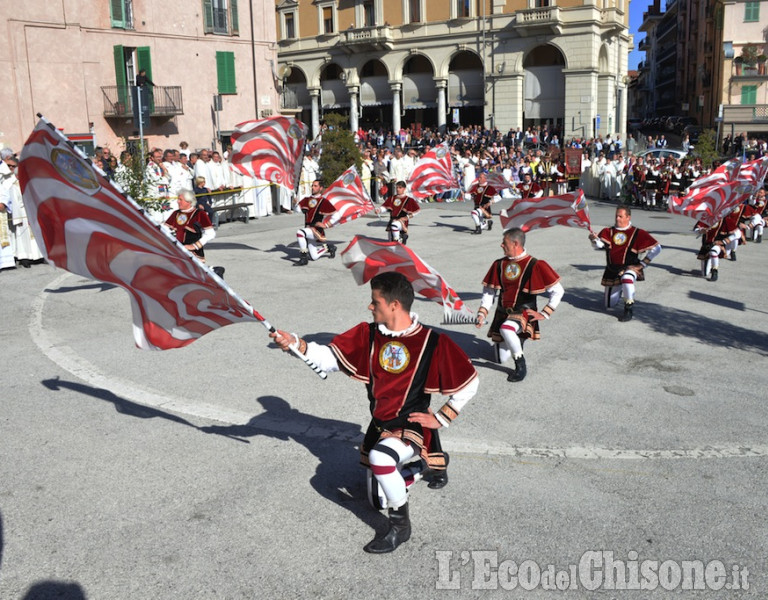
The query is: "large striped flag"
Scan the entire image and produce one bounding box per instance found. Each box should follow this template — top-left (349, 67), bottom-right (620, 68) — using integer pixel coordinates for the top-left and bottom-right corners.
top-left (407, 143), bottom-right (459, 200)
top-left (484, 171), bottom-right (519, 194)
top-left (341, 235), bottom-right (476, 324)
top-left (668, 157), bottom-right (761, 226)
top-left (17, 118), bottom-right (327, 381)
top-left (499, 189), bottom-right (592, 233)
top-left (230, 116), bottom-right (307, 192)
top-left (323, 165), bottom-right (375, 227)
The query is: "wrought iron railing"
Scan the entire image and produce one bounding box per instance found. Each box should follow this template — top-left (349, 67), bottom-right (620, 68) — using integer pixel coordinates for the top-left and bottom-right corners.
top-left (102, 85), bottom-right (184, 118)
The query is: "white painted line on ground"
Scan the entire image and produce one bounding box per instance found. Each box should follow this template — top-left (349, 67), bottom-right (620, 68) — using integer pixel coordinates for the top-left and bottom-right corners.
top-left (31, 273), bottom-right (768, 461)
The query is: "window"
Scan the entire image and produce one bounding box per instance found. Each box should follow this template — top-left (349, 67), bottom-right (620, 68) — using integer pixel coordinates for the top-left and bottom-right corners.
top-left (363, 0), bottom-right (375, 26)
top-left (408, 0), bottom-right (421, 22)
top-left (323, 6), bottom-right (334, 33)
top-left (457, 0), bottom-right (471, 18)
top-left (217, 51), bottom-right (237, 95)
top-left (744, 1), bottom-right (759, 21)
top-left (203, 0), bottom-right (239, 35)
top-left (535, 0), bottom-right (550, 6)
top-left (741, 85), bottom-right (757, 105)
top-left (110, 0), bottom-right (134, 29)
top-left (284, 12), bottom-right (296, 38)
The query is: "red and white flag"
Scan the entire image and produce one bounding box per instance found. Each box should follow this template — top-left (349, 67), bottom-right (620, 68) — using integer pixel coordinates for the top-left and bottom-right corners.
top-left (322, 165), bottom-right (375, 227)
top-left (407, 143), bottom-right (459, 200)
top-left (230, 116), bottom-right (307, 192)
top-left (484, 171), bottom-right (519, 194)
top-left (668, 180), bottom-right (755, 227)
top-left (740, 156), bottom-right (768, 189)
top-left (684, 158), bottom-right (742, 194)
top-left (499, 190), bottom-right (592, 233)
top-left (19, 119), bottom-right (263, 350)
top-left (341, 235), bottom-right (475, 323)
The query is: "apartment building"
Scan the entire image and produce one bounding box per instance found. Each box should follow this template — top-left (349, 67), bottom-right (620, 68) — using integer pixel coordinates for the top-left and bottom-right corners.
top-left (0, 1), bottom-right (279, 155)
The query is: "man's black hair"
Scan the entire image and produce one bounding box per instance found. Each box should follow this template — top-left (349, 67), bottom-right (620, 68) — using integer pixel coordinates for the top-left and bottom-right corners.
top-left (370, 272), bottom-right (414, 312)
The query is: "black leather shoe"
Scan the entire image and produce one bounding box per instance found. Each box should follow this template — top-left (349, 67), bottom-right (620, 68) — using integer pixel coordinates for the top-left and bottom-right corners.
top-left (730, 251), bottom-right (737, 261)
top-left (710, 269), bottom-right (718, 282)
top-left (364, 504), bottom-right (411, 554)
top-left (401, 234), bottom-right (408, 245)
top-left (618, 302), bottom-right (634, 322)
top-left (473, 226), bottom-right (481, 235)
top-left (507, 355), bottom-right (527, 382)
top-left (327, 244), bottom-right (337, 259)
top-left (427, 471), bottom-right (448, 489)
top-left (297, 253), bottom-right (309, 266)
top-left (212, 266), bottom-right (225, 279)
top-left (487, 219), bottom-right (493, 231)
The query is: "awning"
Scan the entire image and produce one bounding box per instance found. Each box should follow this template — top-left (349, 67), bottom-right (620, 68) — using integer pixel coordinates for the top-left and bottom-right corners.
top-left (402, 73), bottom-right (437, 109)
top-left (360, 76), bottom-right (392, 106)
top-left (321, 79), bottom-right (349, 109)
top-left (523, 66), bottom-right (565, 119)
top-left (448, 70), bottom-right (484, 107)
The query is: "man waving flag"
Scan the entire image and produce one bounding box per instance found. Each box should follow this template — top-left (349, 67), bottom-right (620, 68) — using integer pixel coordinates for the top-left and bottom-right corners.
top-left (499, 189), bottom-right (592, 233)
top-left (321, 165), bottom-right (376, 227)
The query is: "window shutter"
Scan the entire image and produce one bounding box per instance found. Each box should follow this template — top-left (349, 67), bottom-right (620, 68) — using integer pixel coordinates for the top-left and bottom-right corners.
top-left (231, 0), bottom-right (239, 34)
top-left (741, 85), bottom-right (757, 105)
top-left (203, 0), bottom-right (214, 32)
top-left (137, 47), bottom-right (153, 83)
top-left (113, 45), bottom-right (129, 111)
top-left (110, 0), bottom-right (125, 27)
top-left (217, 51), bottom-right (237, 94)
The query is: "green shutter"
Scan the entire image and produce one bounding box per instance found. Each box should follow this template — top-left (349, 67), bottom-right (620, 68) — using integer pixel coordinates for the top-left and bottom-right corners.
top-left (110, 0), bottom-right (125, 27)
top-left (231, 0), bottom-right (239, 35)
top-left (741, 85), bottom-right (757, 105)
top-left (137, 47), bottom-right (153, 82)
top-left (113, 45), bottom-right (129, 111)
top-left (203, 0), bottom-right (214, 32)
top-left (744, 1), bottom-right (759, 21)
top-left (217, 51), bottom-right (236, 94)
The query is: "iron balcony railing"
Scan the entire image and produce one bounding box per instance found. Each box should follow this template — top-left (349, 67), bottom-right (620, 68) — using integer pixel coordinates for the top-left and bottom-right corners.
top-left (101, 85), bottom-right (184, 118)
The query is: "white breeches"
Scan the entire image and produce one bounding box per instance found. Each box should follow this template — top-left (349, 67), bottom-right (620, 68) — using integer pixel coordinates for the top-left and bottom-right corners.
top-left (388, 220), bottom-right (404, 242)
top-left (368, 437), bottom-right (416, 509)
top-left (604, 270), bottom-right (637, 308)
top-left (471, 209), bottom-right (489, 228)
top-left (497, 319), bottom-right (523, 360)
top-left (296, 228), bottom-right (327, 260)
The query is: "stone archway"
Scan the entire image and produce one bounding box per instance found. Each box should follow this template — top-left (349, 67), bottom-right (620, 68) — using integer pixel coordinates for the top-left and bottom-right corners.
top-left (448, 51), bottom-right (484, 127)
top-left (402, 54), bottom-right (437, 133)
top-left (319, 62), bottom-right (350, 121)
top-left (359, 59), bottom-right (392, 132)
top-left (283, 66), bottom-right (310, 125)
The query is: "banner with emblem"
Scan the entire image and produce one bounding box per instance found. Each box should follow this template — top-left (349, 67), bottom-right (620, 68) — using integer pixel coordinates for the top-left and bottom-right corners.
top-left (18, 118), bottom-right (265, 351)
top-left (322, 165), bottom-right (375, 227)
top-left (230, 116), bottom-right (307, 193)
top-left (406, 143), bottom-right (459, 200)
top-left (499, 190), bottom-right (592, 233)
top-left (341, 235), bottom-right (476, 324)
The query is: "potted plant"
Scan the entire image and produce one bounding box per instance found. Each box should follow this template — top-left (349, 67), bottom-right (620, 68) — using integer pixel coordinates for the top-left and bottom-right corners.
top-left (734, 56), bottom-right (744, 75)
top-left (757, 54), bottom-right (767, 76)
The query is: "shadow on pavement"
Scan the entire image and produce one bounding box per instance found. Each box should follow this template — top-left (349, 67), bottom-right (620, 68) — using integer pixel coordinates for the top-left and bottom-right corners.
top-left (21, 581), bottom-right (87, 600)
top-left (45, 282), bottom-right (116, 294)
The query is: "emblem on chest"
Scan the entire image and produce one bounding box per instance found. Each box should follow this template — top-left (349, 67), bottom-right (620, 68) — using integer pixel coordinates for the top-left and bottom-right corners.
top-left (613, 231), bottom-right (628, 245)
top-left (379, 341), bottom-right (410, 374)
top-left (503, 263), bottom-right (522, 281)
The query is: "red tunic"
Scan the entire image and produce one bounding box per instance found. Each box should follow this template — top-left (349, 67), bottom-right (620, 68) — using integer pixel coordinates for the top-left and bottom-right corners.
top-left (468, 182), bottom-right (498, 212)
top-left (519, 182), bottom-right (543, 199)
top-left (382, 194), bottom-right (420, 232)
top-left (298, 194), bottom-right (336, 228)
top-left (482, 254), bottom-right (561, 341)
top-left (165, 208), bottom-right (212, 259)
top-left (597, 225), bottom-right (658, 285)
top-left (329, 322), bottom-right (476, 423)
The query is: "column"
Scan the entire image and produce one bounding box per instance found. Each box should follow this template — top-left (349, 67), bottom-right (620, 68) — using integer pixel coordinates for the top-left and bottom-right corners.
top-left (309, 88), bottom-right (320, 141)
top-left (390, 82), bottom-right (401, 134)
top-left (435, 79), bottom-right (447, 133)
top-left (349, 86), bottom-right (359, 133)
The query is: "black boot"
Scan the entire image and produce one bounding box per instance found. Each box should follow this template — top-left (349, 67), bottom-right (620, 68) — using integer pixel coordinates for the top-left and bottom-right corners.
top-left (473, 225), bottom-right (481, 235)
top-left (730, 251), bottom-right (737, 261)
top-left (710, 268), bottom-right (718, 282)
top-left (427, 470), bottom-right (448, 489)
top-left (363, 503), bottom-right (411, 554)
top-left (487, 219), bottom-right (493, 231)
top-left (619, 301), bottom-right (634, 322)
top-left (507, 355), bottom-right (527, 382)
top-left (327, 244), bottom-right (337, 259)
top-left (297, 253), bottom-right (309, 266)
top-left (757, 234), bottom-right (762, 244)
top-left (401, 233), bottom-right (408, 245)
top-left (212, 266), bottom-right (225, 279)
top-left (19, 259), bottom-right (31, 268)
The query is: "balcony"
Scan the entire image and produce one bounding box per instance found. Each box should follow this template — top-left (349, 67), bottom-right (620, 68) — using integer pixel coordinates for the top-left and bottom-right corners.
top-left (721, 104), bottom-right (768, 132)
top-left (732, 63), bottom-right (768, 79)
top-left (509, 6), bottom-right (562, 37)
top-left (339, 25), bottom-right (393, 53)
top-left (101, 85), bottom-right (184, 118)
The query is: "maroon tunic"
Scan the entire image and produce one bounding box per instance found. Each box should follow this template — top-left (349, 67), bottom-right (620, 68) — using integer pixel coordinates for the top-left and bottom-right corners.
top-left (165, 208), bottom-right (212, 259)
top-left (596, 225), bottom-right (658, 286)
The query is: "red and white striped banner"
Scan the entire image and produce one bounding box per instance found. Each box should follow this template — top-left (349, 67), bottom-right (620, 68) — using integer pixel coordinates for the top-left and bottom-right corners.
top-left (19, 119), bottom-right (262, 350)
top-left (407, 143), bottom-right (459, 199)
top-left (499, 190), bottom-right (592, 233)
top-left (323, 165), bottom-right (375, 227)
top-left (341, 235), bottom-right (475, 322)
top-left (230, 116), bottom-right (307, 192)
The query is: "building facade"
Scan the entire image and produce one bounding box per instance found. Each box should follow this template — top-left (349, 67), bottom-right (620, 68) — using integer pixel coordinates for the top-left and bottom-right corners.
top-left (275, 0), bottom-right (631, 142)
top-left (0, 1), bottom-right (279, 155)
top-left (635, 0), bottom-right (768, 141)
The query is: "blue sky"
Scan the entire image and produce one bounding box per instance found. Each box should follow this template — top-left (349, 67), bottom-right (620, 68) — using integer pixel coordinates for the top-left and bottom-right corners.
top-left (628, 0), bottom-right (647, 70)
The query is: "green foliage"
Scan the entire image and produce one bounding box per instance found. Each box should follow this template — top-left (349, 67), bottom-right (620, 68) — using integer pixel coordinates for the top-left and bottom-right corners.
top-left (741, 44), bottom-right (760, 64)
top-left (316, 112), bottom-right (362, 188)
top-left (114, 138), bottom-right (164, 213)
top-left (693, 129), bottom-right (720, 168)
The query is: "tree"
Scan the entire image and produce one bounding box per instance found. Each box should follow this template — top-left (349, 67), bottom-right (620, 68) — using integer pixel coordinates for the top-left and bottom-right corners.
top-left (693, 129), bottom-right (720, 169)
top-left (316, 112), bottom-right (362, 187)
